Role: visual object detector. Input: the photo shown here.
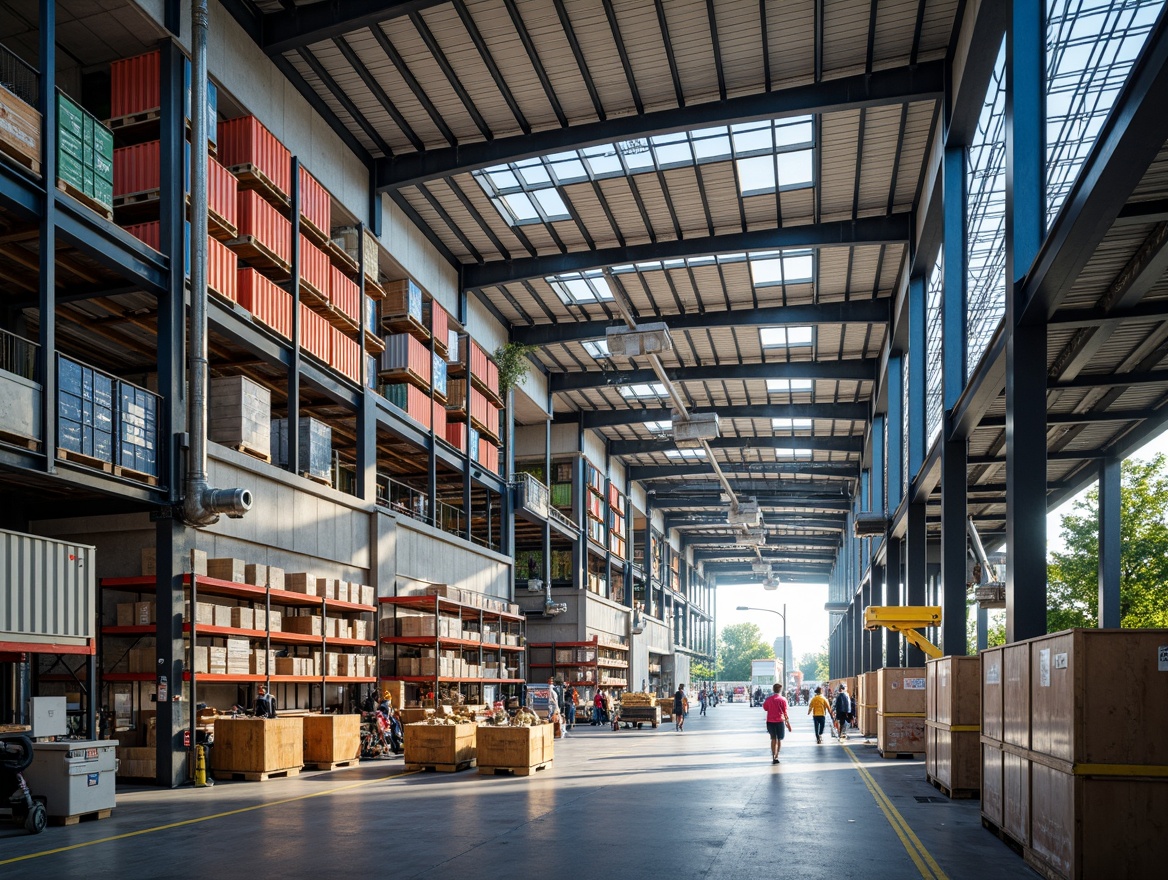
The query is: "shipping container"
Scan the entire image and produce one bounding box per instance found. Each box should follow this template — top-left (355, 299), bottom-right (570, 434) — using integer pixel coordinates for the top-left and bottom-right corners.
top-left (445, 422), bottom-right (468, 451)
top-left (0, 79), bottom-right (42, 175)
top-left (117, 380), bottom-right (159, 477)
top-left (330, 265), bottom-right (360, 324)
top-left (425, 300), bottom-right (449, 356)
top-left (235, 189), bottom-right (291, 268)
top-left (217, 115), bottom-right (290, 201)
top-left (330, 327), bottom-right (360, 386)
top-left (57, 355), bottom-right (114, 464)
top-left (271, 417), bottom-right (331, 481)
top-left (56, 91), bottom-right (113, 211)
top-left (109, 50), bottom-right (218, 145)
top-left (122, 220), bottom-right (236, 301)
top-left (299, 233), bottom-right (330, 302)
top-left (380, 383), bottom-right (432, 430)
top-left (237, 268), bottom-right (292, 339)
top-left (112, 140), bottom-right (236, 235)
top-left (299, 303), bottom-right (331, 363)
top-left (298, 165), bottom-right (330, 242)
top-left (378, 333), bottom-right (431, 385)
top-left (383, 279), bottom-right (423, 323)
top-left (478, 438), bottom-right (499, 474)
top-left (0, 527), bottom-right (95, 650)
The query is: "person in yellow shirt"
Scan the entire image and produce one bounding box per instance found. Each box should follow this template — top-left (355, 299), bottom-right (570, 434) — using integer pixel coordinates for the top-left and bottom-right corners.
top-left (807, 686), bottom-right (831, 744)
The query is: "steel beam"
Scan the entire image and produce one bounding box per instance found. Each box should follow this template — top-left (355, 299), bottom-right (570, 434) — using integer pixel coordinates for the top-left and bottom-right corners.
top-left (376, 63), bottom-right (944, 191)
top-left (885, 535), bottom-right (902, 667)
top-left (466, 216), bottom-right (911, 289)
top-left (683, 534), bottom-right (840, 547)
top-left (630, 462), bottom-right (859, 481)
top-left (549, 358), bottom-right (877, 392)
top-left (1097, 457), bottom-right (1121, 628)
top-left (514, 299), bottom-right (892, 346)
top-left (569, 402), bottom-right (870, 428)
top-left (905, 501), bottom-right (928, 666)
top-left (229, 1), bottom-right (450, 55)
top-left (648, 496), bottom-right (850, 511)
top-left (609, 436), bottom-right (862, 455)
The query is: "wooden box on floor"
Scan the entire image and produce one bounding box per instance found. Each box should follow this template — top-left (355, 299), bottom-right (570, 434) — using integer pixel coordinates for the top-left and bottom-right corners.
top-left (876, 714), bottom-right (926, 755)
top-left (117, 746), bottom-right (156, 779)
top-left (302, 715), bottom-right (361, 769)
top-left (925, 656), bottom-right (981, 796)
top-left (211, 718), bottom-right (304, 779)
top-left (476, 723), bottom-right (553, 775)
top-left (876, 666), bottom-right (926, 714)
top-left (403, 722), bottom-right (476, 770)
top-left (858, 670), bottom-right (877, 735)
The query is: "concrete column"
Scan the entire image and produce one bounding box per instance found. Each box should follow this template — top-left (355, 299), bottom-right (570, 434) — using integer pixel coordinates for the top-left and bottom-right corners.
top-left (1098, 457), bottom-right (1121, 628)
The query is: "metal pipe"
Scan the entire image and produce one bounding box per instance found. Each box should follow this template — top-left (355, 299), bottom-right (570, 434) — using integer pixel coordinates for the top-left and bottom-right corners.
top-left (182, 0), bottom-right (252, 526)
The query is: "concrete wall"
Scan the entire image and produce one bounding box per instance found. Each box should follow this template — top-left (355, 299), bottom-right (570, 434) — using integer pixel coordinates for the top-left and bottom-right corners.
top-left (549, 423), bottom-right (580, 456)
top-left (0, 372), bottom-right (41, 443)
top-left (583, 428), bottom-right (606, 468)
top-left (514, 424), bottom-right (549, 459)
top-left (393, 517), bottom-right (511, 600)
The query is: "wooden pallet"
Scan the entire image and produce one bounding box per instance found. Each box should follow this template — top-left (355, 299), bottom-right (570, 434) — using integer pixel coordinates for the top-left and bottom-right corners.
top-left (927, 775), bottom-right (978, 800)
top-left (0, 428), bottom-right (38, 450)
top-left (216, 766), bottom-right (301, 782)
top-left (112, 190), bottom-right (237, 241)
top-left (57, 448), bottom-right (114, 473)
top-left (406, 758), bottom-right (476, 773)
top-left (49, 808), bottom-right (112, 827)
top-left (57, 181), bottom-right (113, 221)
top-left (376, 366), bottom-right (430, 389)
top-left (301, 471), bottom-right (332, 487)
top-left (383, 313), bottom-right (429, 341)
top-left (230, 162), bottom-right (291, 209)
top-left (108, 109), bottom-right (161, 131)
top-left (470, 373), bottom-right (503, 407)
top-left (365, 276), bottom-right (386, 300)
top-left (364, 330), bottom-right (385, 354)
top-left (326, 238), bottom-right (360, 276)
top-left (113, 188), bottom-right (161, 208)
top-left (231, 442), bottom-right (271, 463)
top-left (477, 761), bottom-right (550, 777)
top-left (300, 215), bottom-right (330, 248)
top-left (300, 278), bottom-right (330, 308)
top-left (225, 233), bottom-right (290, 278)
top-left (114, 464), bottom-right (159, 486)
top-left (0, 138), bottom-right (41, 177)
top-left (981, 817), bottom-right (1025, 857)
top-left (877, 750), bottom-right (924, 760)
top-left (304, 758), bottom-right (359, 771)
top-left (470, 414), bottom-right (500, 444)
top-left (326, 308), bottom-right (360, 333)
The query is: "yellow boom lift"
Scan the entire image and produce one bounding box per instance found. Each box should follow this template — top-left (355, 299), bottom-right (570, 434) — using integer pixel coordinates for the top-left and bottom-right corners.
top-left (862, 606), bottom-right (943, 659)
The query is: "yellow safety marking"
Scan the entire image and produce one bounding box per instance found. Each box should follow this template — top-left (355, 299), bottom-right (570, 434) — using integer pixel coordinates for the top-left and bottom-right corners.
top-left (947, 725), bottom-right (981, 733)
top-left (1073, 763), bottom-right (1168, 777)
top-left (0, 769), bottom-right (421, 867)
top-left (880, 712), bottom-right (927, 718)
top-left (844, 745), bottom-right (950, 880)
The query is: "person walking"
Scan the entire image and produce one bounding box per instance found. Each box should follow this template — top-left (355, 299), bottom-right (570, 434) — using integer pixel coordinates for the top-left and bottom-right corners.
top-left (698, 687), bottom-right (708, 716)
top-left (592, 689), bottom-right (604, 726)
top-left (564, 685), bottom-right (577, 730)
top-left (833, 684), bottom-right (852, 742)
top-left (672, 684), bottom-right (687, 731)
top-left (807, 686), bottom-right (831, 744)
top-left (762, 683), bottom-right (793, 764)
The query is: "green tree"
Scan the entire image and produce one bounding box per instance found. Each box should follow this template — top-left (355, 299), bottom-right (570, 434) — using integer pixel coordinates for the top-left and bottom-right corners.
top-left (717, 623), bottom-right (774, 681)
top-left (690, 660), bottom-right (716, 682)
top-left (1047, 455), bottom-right (1168, 630)
top-left (798, 650), bottom-right (827, 680)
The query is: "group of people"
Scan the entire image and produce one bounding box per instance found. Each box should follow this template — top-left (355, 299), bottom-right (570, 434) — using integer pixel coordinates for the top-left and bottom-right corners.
top-left (761, 682), bottom-right (857, 761)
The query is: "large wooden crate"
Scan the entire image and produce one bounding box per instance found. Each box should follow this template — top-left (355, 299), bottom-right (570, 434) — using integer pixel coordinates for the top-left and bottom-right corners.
top-left (981, 645), bottom-right (1004, 741)
top-left (928, 655), bottom-right (981, 727)
top-left (1002, 642), bottom-right (1031, 749)
top-left (876, 714), bottom-right (926, 756)
top-left (1002, 749), bottom-right (1030, 846)
top-left (929, 726), bottom-right (980, 796)
top-left (302, 714), bottom-right (361, 768)
top-left (0, 84), bottom-right (41, 175)
top-left (211, 718), bottom-right (303, 779)
top-left (858, 670), bottom-right (877, 735)
top-left (1028, 764), bottom-right (1168, 880)
top-left (476, 723), bottom-right (554, 775)
top-left (403, 722), bottom-right (476, 770)
top-left (981, 742), bottom-right (1004, 827)
top-left (876, 666), bottom-right (927, 714)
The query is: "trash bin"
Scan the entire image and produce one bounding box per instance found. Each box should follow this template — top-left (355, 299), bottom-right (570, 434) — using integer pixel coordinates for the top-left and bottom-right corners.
top-left (28, 740), bottom-right (118, 819)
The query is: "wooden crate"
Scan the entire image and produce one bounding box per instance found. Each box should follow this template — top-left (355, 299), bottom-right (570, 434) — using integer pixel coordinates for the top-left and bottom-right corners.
top-left (0, 84), bottom-right (41, 175)
top-left (303, 715), bottom-right (361, 768)
top-left (981, 742), bottom-right (1004, 827)
top-left (211, 718), bottom-right (303, 779)
top-left (981, 645), bottom-right (1005, 742)
top-left (1028, 764), bottom-right (1168, 880)
top-left (1003, 749), bottom-right (1030, 846)
top-left (876, 666), bottom-right (926, 714)
top-left (403, 722), bottom-right (476, 770)
top-left (876, 713), bottom-right (925, 756)
top-left (928, 725), bottom-right (980, 796)
top-left (116, 746), bottom-right (155, 779)
top-left (476, 723), bottom-right (554, 775)
top-left (1003, 642), bottom-right (1031, 749)
top-left (1028, 628), bottom-right (1168, 766)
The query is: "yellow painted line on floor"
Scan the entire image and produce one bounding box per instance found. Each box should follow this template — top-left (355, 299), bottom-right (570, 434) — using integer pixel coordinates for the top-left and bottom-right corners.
top-left (0, 769), bottom-right (421, 867)
top-left (844, 745), bottom-right (950, 880)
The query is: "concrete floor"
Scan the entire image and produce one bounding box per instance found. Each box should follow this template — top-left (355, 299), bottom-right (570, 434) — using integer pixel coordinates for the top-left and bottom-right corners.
top-left (1, 703), bottom-right (1037, 879)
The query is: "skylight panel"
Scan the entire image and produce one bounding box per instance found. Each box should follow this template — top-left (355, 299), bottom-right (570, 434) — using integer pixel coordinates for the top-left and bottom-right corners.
top-left (767, 379), bottom-right (813, 394)
top-left (737, 155), bottom-right (775, 196)
top-left (532, 189), bottom-right (569, 219)
top-left (643, 420), bottom-right (671, 433)
top-left (776, 150), bottom-right (814, 187)
top-left (619, 383), bottom-right (668, 400)
top-left (760, 326), bottom-right (814, 349)
top-left (750, 251), bottom-right (814, 286)
top-left (775, 448), bottom-right (813, 459)
top-left (548, 272), bottom-right (613, 305)
top-left (772, 417), bottom-right (812, 431)
top-left (666, 448), bottom-right (707, 460)
top-left (583, 340), bottom-right (611, 359)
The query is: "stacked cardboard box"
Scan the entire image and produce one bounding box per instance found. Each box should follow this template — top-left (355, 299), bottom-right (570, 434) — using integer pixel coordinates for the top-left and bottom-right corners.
top-left (208, 375), bottom-right (271, 459)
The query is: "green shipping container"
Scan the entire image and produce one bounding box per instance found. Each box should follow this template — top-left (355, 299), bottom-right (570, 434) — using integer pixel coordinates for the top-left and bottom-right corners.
top-left (93, 151), bottom-right (113, 182)
top-left (58, 128), bottom-right (83, 161)
top-left (91, 124), bottom-right (113, 167)
top-left (82, 165), bottom-right (94, 198)
top-left (58, 152), bottom-right (85, 189)
top-left (380, 383), bottom-right (409, 409)
top-left (92, 176), bottom-right (113, 210)
top-left (551, 483), bottom-right (572, 507)
top-left (56, 92), bottom-right (84, 138)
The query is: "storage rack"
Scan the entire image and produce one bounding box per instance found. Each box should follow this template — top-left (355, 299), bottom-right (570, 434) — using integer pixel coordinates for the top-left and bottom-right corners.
top-left (527, 636), bottom-right (629, 690)
top-left (378, 594), bottom-right (526, 707)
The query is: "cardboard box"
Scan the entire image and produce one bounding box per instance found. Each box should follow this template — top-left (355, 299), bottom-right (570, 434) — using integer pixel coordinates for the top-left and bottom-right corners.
top-left (360, 585), bottom-right (374, 606)
top-left (209, 647), bottom-right (228, 674)
top-left (193, 602), bottom-right (216, 625)
top-left (244, 563), bottom-right (268, 586)
top-left (267, 567), bottom-right (284, 590)
top-left (231, 607), bottom-right (255, 630)
top-left (129, 647), bottom-right (155, 673)
top-left (134, 601), bottom-right (155, 625)
top-left (207, 557), bottom-right (245, 582)
top-left (275, 657), bottom-right (295, 676)
top-left (269, 613), bottom-right (282, 632)
top-left (351, 619), bottom-right (368, 641)
top-left (283, 615), bottom-right (322, 636)
top-left (213, 604), bottom-right (233, 627)
top-left (285, 572), bottom-right (316, 594)
top-left (141, 547), bottom-right (156, 576)
top-left (250, 649), bottom-right (274, 675)
top-left (116, 602), bottom-right (136, 626)
top-left (316, 577), bottom-right (336, 599)
top-left (193, 645), bottom-right (209, 674)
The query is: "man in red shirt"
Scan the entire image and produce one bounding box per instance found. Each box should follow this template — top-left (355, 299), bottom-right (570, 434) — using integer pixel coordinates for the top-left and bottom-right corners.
top-left (762, 683), bottom-right (793, 764)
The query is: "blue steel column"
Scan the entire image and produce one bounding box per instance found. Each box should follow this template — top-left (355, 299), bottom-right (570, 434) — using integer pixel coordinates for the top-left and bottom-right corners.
top-left (154, 38), bottom-right (187, 788)
top-left (870, 415), bottom-right (886, 669)
top-left (356, 222), bottom-right (376, 502)
top-left (1097, 457), bottom-right (1121, 628)
top-left (1004, 0), bottom-right (1048, 642)
top-left (884, 537), bottom-right (902, 666)
top-left (38, 0), bottom-right (57, 472)
top-left (906, 502), bottom-right (928, 666)
top-left (287, 160), bottom-right (301, 474)
top-left (572, 423), bottom-right (586, 590)
top-left (502, 392), bottom-right (515, 585)
top-left (942, 144), bottom-right (970, 657)
top-left (542, 399), bottom-right (552, 594)
top-left (887, 357), bottom-right (904, 512)
top-left (907, 276), bottom-right (927, 480)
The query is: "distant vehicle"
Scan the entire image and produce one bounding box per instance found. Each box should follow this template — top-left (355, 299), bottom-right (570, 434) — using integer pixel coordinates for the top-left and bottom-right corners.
top-left (750, 658), bottom-right (780, 698)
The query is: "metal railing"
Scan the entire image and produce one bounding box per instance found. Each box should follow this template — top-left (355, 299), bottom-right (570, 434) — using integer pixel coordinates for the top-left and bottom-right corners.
top-left (0, 41), bottom-right (39, 105)
top-left (377, 474), bottom-right (499, 551)
top-left (0, 328), bottom-right (38, 381)
top-left (514, 471), bottom-right (549, 518)
top-left (548, 505), bottom-right (577, 532)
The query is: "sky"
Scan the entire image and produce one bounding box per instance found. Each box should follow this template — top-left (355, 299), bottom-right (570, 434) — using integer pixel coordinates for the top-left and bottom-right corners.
top-left (714, 425), bottom-right (1168, 661)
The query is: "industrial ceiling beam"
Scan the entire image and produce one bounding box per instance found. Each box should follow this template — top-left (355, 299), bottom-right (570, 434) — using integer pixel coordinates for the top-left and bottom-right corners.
top-left (375, 62), bottom-right (943, 191)
top-left (637, 463), bottom-right (858, 481)
top-left (252, 1), bottom-right (449, 56)
top-left (549, 359), bottom-right (877, 393)
top-left (465, 216), bottom-right (911, 289)
top-left (683, 534), bottom-right (841, 547)
top-left (567, 402), bottom-right (870, 428)
top-left (514, 299), bottom-right (891, 346)
top-left (976, 409), bottom-right (1161, 428)
top-left (611, 436), bottom-right (863, 455)
top-left (648, 496), bottom-right (851, 511)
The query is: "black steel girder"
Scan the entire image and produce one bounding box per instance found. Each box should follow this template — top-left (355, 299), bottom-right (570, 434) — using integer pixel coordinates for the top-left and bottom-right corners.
top-left (648, 496), bottom-right (851, 511)
top-left (694, 548), bottom-right (836, 562)
top-left (549, 359), bottom-right (877, 393)
top-left (632, 462), bottom-right (859, 480)
top-left (465, 216), bottom-right (911, 289)
top-left (568, 402), bottom-right (869, 428)
top-left (514, 299), bottom-right (891, 346)
top-left (374, 62), bottom-right (944, 190)
top-left (683, 534), bottom-right (841, 547)
top-left (610, 436), bottom-right (862, 456)
top-left (226, 1), bottom-right (451, 56)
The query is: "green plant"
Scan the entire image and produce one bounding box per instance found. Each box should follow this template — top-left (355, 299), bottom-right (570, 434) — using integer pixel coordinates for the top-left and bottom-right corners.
top-left (493, 342), bottom-right (538, 393)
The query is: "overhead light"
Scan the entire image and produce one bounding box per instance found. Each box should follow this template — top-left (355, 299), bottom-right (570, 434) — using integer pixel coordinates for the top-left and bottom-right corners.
top-left (606, 323), bottom-right (673, 356)
top-left (672, 411), bottom-right (720, 447)
top-left (762, 576), bottom-right (779, 591)
top-left (751, 561), bottom-right (772, 575)
top-left (736, 527), bottom-right (767, 547)
top-left (729, 498), bottom-right (761, 526)
top-left (853, 513), bottom-right (890, 537)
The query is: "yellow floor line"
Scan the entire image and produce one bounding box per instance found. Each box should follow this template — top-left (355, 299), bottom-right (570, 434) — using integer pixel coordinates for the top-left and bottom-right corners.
top-left (844, 745), bottom-right (950, 880)
top-left (0, 770), bottom-right (420, 867)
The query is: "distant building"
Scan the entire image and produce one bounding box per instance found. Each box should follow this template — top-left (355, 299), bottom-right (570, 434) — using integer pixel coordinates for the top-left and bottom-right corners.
top-left (772, 637), bottom-right (794, 683)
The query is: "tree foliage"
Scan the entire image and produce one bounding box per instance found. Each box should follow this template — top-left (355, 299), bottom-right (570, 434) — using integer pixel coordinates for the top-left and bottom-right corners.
top-left (690, 660), bottom-right (716, 682)
top-left (717, 623), bottom-right (774, 681)
top-left (798, 650), bottom-right (828, 681)
top-left (1047, 455), bottom-right (1168, 630)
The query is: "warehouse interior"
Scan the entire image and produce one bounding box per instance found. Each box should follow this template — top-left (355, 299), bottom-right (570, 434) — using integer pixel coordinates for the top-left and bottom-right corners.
top-left (1, 0), bottom-right (1166, 875)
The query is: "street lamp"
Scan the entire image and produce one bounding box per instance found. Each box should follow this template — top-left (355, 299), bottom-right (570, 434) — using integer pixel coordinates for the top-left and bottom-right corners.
top-left (738, 604), bottom-right (787, 686)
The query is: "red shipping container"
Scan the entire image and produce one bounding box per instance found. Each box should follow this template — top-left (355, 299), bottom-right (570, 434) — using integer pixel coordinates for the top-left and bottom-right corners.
top-left (299, 234), bottom-right (330, 301)
top-left (300, 303), bottom-right (331, 363)
top-left (432, 397), bottom-right (446, 440)
top-left (330, 265), bottom-right (360, 324)
top-left (298, 166), bottom-right (330, 239)
top-left (238, 268), bottom-right (292, 339)
top-left (470, 340), bottom-right (489, 380)
top-left (237, 189), bottom-right (290, 267)
top-left (122, 221), bottom-right (235, 301)
top-left (379, 333), bottom-right (431, 384)
top-left (331, 327), bottom-right (360, 386)
top-left (478, 438), bottom-right (499, 475)
top-left (430, 301), bottom-right (449, 349)
top-left (113, 141), bottom-right (237, 233)
top-left (110, 51), bottom-right (162, 119)
top-left (469, 386), bottom-right (490, 431)
top-left (445, 422), bottom-right (467, 451)
top-left (218, 116), bottom-right (291, 199)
